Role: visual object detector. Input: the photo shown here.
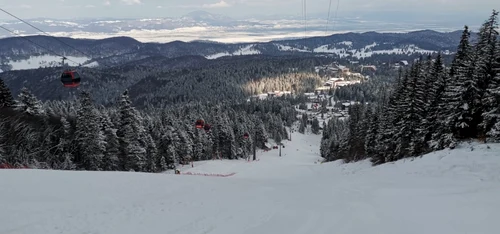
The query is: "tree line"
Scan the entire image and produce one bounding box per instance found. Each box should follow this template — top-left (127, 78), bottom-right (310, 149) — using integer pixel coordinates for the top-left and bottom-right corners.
top-left (0, 82), bottom-right (298, 171)
top-left (321, 10), bottom-right (500, 165)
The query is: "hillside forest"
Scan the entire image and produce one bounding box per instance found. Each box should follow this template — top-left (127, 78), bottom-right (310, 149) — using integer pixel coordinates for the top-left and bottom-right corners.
top-left (321, 10), bottom-right (500, 165)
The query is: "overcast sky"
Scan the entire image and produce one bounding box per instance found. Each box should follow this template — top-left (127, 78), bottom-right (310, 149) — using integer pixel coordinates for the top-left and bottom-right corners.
top-left (0, 0), bottom-right (497, 20)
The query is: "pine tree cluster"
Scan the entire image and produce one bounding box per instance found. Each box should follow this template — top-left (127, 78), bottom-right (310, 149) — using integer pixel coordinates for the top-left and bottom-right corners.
top-left (0, 85), bottom-right (295, 171)
top-left (321, 10), bottom-right (500, 165)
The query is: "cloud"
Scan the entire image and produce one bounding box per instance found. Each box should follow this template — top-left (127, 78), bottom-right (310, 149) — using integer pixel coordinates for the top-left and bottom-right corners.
top-left (202, 0), bottom-right (231, 8)
top-left (156, 6), bottom-right (162, 9)
top-left (1, 0), bottom-right (496, 21)
top-left (121, 0), bottom-right (142, 5)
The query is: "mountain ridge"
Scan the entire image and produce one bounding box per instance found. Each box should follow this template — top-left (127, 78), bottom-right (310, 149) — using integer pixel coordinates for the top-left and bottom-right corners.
top-left (0, 29), bottom-right (477, 71)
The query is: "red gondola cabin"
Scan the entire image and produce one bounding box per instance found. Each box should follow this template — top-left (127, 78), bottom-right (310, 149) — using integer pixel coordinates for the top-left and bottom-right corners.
top-left (195, 119), bottom-right (205, 129)
top-left (203, 123), bottom-right (211, 131)
top-left (60, 70), bottom-right (81, 88)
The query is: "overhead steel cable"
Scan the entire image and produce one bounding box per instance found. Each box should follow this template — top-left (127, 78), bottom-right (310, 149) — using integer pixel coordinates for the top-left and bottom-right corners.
top-left (325, 0), bottom-right (333, 35)
top-left (0, 7), bottom-right (92, 59)
top-left (326, 0), bottom-right (340, 34)
top-left (302, 0), bottom-right (309, 52)
top-left (0, 25), bottom-right (81, 66)
top-left (304, 0), bottom-right (307, 39)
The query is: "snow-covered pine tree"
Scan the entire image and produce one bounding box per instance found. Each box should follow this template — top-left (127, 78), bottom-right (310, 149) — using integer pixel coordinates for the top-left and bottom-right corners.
top-left (100, 113), bottom-right (119, 171)
top-left (0, 79), bottom-right (15, 108)
top-left (484, 40), bottom-right (500, 141)
top-left (192, 129), bottom-right (204, 161)
top-left (176, 129), bottom-right (193, 164)
top-left (405, 60), bottom-right (427, 157)
top-left (116, 90), bottom-right (146, 171)
top-left (373, 91), bottom-right (398, 164)
top-left (15, 87), bottom-right (45, 116)
top-left (272, 114), bottom-right (285, 143)
top-left (159, 155), bottom-right (168, 171)
top-left (381, 68), bottom-right (410, 162)
top-left (391, 64), bottom-right (421, 159)
top-left (298, 113), bottom-right (307, 134)
top-left (420, 55), bottom-right (435, 112)
top-left (53, 116), bottom-right (75, 170)
top-left (311, 117), bottom-right (320, 134)
top-left (166, 144), bottom-right (177, 169)
top-left (344, 103), bottom-right (366, 162)
top-left (319, 120), bottom-right (332, 159)
top-left (144, 133), bottom-right (158, 172)
top-left (74, 91), bottom-right (105, 170)
top-left (473, 10), bottom-right (498, 137)
top-left (183, 121), bottom-right (196, 147)
top-left (487, 116), bottom-right (500, 141)
top-left (330, 122), bottom-right (349, 162)
top-left (211, 117), bottom-right (221, 159)
top-left (217, 115), bottom-right (237, 159)
top-left (231, 114), bottom-right (247, 157)
top-left (480, 19), bottom-right (500, 136)
top-left (364, 106), bottom-right (379, 159)
top-left (254, 118), bottom-right (268, 149)
top-left (446, 26), bottom-right (479, 140)
top-left (423, 53), bottom-right (448, 151)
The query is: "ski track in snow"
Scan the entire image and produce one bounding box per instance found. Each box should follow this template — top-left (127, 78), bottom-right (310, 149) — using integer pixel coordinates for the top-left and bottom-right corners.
top-left (1, 131), bottom-right (500, 234)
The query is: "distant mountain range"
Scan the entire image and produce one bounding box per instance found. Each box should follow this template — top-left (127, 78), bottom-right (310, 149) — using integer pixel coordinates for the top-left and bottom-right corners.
top-left (0, 11), bottom-right (243, 32)
top-left (0, 25), bottom-right (483, 109)
top-left (0, 29), bottom-right (476, 72)
top-left (0, 11), bottom-right (472, 43)
top-left (0, 11), bottom-right (278, 37)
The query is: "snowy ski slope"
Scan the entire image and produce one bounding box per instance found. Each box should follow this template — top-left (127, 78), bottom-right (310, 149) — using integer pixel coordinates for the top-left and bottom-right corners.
top-left (1, 131), bottom-right (500, 234)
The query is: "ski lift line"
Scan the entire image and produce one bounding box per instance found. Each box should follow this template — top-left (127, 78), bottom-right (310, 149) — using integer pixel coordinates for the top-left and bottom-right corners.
top-left (0, 25), bottom-right (81, 66)
top-left (325, 0), bottom-right (333, 35)
top-left (304, 0), bottom-right (307, 39)
top-left (301, 0), bottom-right (307, 50)
top-left (0, 7), bottom-right (92, 59)
top-left (330, 0), bottom-right (340, 34)
top-left (325, 0), bottom-right (340, 35)
top-left (299, 0), bottom-right (302, 36)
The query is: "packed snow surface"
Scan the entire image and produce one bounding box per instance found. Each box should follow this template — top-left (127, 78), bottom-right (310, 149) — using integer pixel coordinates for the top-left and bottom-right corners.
top-left (1, 131), bottom-right (500, 234)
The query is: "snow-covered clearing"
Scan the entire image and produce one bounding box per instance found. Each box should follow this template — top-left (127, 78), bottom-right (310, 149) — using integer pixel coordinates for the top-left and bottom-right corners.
top-left (4, 55), bottom-right (96, 71)
top-left (312, 42), bottom-right (451, 59)
top-left (1, 130), bottom-right (500, 234)
top-left (205, 44), bottom-right (261, 59)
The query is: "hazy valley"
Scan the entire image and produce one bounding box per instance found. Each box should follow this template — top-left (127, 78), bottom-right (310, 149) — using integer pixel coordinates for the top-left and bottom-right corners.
top-left (0, 10), bottom-right (484, 43)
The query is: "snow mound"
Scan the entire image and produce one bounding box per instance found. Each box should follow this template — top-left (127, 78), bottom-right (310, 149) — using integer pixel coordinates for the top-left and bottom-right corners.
top-left (320, 141), bottom-right (500, 183)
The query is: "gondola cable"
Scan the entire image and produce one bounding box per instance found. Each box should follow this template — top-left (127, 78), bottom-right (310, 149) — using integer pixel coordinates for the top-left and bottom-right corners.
top-left (0, 25), bottom-right (81, 66)
top-left (327, 0), bottom-right (341, 35)
top-left (0, 25), bottom-right (83, 87)
top-left (0, 8), bottom-right (118, 87)
top-left (0, 7), bottom-right (92, 59)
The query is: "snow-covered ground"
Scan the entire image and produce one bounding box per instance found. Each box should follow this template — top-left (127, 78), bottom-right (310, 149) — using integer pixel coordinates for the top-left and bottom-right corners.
top-left (205, 44), bottom-right (261, 59)
top-left (312, 42), bottom-right (452, 59)
top-left (3, 54), bottom-right (97, 71)
top-left (1, 130), bottom-right (500, 234)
